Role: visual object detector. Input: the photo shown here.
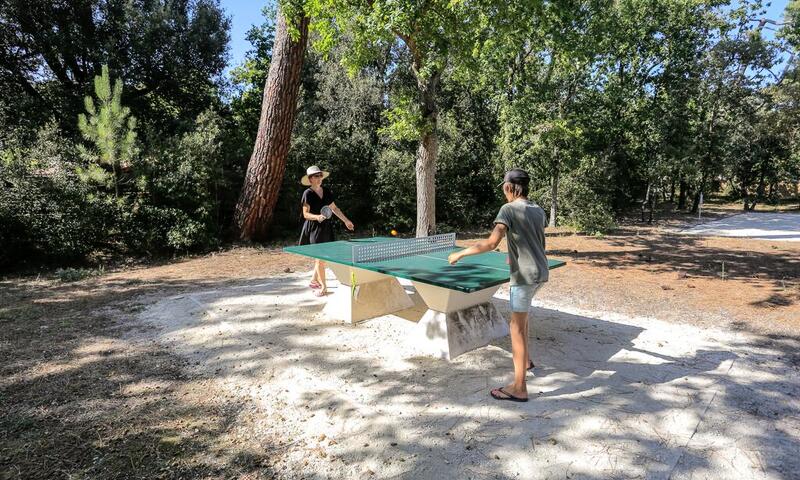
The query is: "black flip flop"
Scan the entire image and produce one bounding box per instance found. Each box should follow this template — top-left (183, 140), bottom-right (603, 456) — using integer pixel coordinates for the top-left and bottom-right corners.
top-left (490, 387), bottom-right (528, 402)
top-left (527, 359), bottom-right (535, 371)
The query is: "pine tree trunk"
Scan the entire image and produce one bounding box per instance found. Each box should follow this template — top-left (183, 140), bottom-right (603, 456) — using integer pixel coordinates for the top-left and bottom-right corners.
top-left (414, 73), bottom-right (440, 237)
top-left (235, 9), bottom-right (309, 241)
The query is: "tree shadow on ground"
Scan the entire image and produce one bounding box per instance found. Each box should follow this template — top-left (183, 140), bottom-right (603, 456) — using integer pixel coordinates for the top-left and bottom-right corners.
top-left (104, 275), bottom-right (800, 479)
top-left (548, 229), bottom-right (799, 285)
top-left (0, 274), bottom-right (315, 479)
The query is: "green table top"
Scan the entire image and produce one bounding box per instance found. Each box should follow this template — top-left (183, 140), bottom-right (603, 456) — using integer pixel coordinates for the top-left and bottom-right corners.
top-left (283, 237), bottom-right (566, 293)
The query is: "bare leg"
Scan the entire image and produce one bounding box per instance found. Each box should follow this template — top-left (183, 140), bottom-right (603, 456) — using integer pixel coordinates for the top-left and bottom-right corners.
top-left (316, 260), bottom-right (327, 293)
top-left (504, 311), bottom-right (529, 398)
top-left (524, 313), bottom-right (533, 369)
top-left (311, 260), bottom-right (320, 285)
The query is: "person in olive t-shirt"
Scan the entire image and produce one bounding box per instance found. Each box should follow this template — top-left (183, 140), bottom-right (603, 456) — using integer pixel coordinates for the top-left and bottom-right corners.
top-left (448, 168), bottom-right (548, 402)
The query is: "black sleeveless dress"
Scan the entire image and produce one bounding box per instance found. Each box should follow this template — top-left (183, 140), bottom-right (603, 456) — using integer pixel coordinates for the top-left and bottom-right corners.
top-left (299, 187), bottom-right (336, 245)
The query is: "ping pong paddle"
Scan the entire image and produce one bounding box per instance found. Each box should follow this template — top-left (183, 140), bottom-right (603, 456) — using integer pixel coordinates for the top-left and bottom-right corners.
top-left (320, 205), bottom-right (333, 220)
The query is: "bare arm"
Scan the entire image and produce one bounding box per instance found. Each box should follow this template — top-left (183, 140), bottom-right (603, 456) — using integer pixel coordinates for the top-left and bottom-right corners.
top-left (302, 203), bottom-right (324, 222)
top-left (448, 223), bottom-right (507, 264)
top-left (329, 202), bottom-right (354, 231)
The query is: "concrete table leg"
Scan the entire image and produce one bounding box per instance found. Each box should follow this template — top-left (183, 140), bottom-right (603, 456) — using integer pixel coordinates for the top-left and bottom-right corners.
top-left (416, 302), bottom-right (508, 360)
top-left (323, 264), bottom-right (414, 323)
top-left (412, 282), bottom-right (508, 360)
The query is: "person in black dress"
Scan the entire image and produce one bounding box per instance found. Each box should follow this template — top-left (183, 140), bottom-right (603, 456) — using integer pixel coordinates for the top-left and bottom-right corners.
top-left (299, 165), bottom-right (354, 296)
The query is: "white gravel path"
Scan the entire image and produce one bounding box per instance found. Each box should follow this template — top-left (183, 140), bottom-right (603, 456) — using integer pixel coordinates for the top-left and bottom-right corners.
top-left (134, 272), bottom-right (800, 479)
top-left (682, 212), bottom-right (800, 241)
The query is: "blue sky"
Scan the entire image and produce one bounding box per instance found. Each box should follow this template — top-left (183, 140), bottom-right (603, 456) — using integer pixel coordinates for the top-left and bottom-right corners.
top-left (221, 0), bottom-right (273, 74)
top-left (219, 0), bottom-right (792, 75)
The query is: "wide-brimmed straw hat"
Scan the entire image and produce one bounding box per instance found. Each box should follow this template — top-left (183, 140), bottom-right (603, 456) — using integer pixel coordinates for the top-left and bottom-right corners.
top-left (300, 165), bottom-right (330, 186)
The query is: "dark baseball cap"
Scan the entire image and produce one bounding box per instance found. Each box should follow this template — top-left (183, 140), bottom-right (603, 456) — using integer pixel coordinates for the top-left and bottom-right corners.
top-left (498, 168), bottom-right (530, 187)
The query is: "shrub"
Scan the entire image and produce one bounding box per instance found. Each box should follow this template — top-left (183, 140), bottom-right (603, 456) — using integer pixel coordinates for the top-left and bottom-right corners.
top-left (0, 123), bottom-right (100, 267)
top-left (373, 148), bottom-right (417, 232)
top-left (134, 109), bottom-right (227, 251)
top-left (559, 156), bottom-right (617, 234)
top-left (55, 267), bottom-right (103, 282)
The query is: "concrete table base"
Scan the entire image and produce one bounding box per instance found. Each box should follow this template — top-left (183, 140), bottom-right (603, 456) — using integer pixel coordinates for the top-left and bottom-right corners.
top-left (323, 264), bottom-right (510, 358)
top-left (323, 264), bottom-right (414, 324)
top-left (416, 302), bottom-right (508, 360)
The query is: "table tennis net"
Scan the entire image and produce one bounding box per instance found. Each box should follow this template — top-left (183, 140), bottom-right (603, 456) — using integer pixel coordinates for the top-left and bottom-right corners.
top-left (352, 233), bottom-right (456, 263)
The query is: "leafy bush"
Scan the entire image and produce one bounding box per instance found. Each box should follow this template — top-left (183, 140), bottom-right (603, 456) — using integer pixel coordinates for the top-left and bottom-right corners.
top-left (434, 94), bottom-right (503, 231)
top-left (373, 148), bottom-right (417, 233)
top-left (55, 267), bottom-right (103, 282)
top-left (134, 109), bottom-right (227, 251)
top-left (560, 157), bottom-right (617, 234)
top-left (0, 123), bottom-right (101, 266)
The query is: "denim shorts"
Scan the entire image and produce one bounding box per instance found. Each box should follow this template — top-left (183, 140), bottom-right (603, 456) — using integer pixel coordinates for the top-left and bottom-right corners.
top-left (509, 283), bottom-right (542, 313)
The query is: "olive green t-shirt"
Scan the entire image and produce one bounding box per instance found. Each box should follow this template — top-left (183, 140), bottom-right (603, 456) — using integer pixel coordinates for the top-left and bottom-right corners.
top-left (494, 199), bottom-right (548, 285)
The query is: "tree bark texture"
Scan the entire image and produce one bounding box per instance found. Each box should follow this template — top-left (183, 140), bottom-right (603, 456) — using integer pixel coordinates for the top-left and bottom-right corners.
top-left (549, 168), bottom-right (559, 228)
top-left (678, 180), bottom-right (688, 210)
top-left (414, 72), bottom-right (440, 237)
top-left (235, 9), bottom-right (309, 241)
top-left (416, 131), bottom-right (438, 237)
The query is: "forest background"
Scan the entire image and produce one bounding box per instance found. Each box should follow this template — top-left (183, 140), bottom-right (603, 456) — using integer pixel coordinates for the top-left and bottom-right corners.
top-left (1, 0), bottom-right (798, 268)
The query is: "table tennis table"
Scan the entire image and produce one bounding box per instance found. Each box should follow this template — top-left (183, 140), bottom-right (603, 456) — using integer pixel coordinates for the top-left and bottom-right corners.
top-left (284, 233), bottom-right (565, 359)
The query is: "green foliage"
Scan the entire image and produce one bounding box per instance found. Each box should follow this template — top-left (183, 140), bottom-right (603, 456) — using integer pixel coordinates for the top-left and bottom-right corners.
top-left (3, 0), bottom-right (800, 268)
top-left (373, 148), bottom-right (417, 232)
top-left (77, 65), bottom-right (139, 196)
top-left (561, 169), bottom-right (617, 234)
top-left (0, 0), bottom-right (230, 136)
top-left (135, 109), bottom-right (227, 251)
top-left (779, 0), bottom-right (800, 48)
top-left (379, 98), bottom-right (424, 142)
top-left (434, 83), bottom-right (503, 229)
top-left (55, 267), bottom-right (104, 283)
top-left (0, 123), bottom-right (100, 266)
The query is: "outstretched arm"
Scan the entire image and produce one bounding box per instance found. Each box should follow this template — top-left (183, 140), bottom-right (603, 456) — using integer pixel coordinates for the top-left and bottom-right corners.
top-left (329, 202), bottom-right (354, 231)
top-left (448, 223), bottom-right (507, 264)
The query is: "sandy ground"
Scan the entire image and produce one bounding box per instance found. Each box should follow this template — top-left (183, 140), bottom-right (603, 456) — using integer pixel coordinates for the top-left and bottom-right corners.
top-left (132, 270), bottom-right (800, 479)
top-left (4, 207), bottom-right (798, 479)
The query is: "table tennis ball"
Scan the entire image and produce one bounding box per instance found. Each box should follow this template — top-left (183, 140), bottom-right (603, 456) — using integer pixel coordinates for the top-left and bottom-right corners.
top-left (390, 229), bottom-right (398, 236)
